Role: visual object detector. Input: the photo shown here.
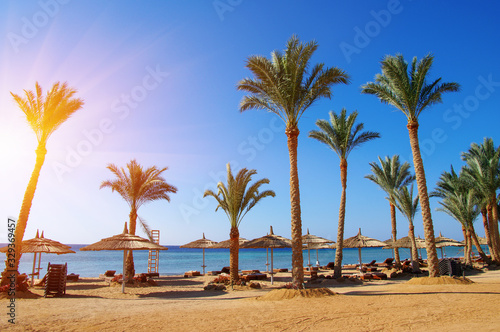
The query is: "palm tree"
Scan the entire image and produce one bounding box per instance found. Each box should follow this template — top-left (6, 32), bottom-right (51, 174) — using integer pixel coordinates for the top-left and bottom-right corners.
top-left (204, 163), bottom-right (275, 284)
top-left (461, 138), bottom-right (500, 262)
top-left (1, 82), bottom-right (84, 285)
top-left (361, 54), bottom-right (460, 277)
top-left (309, 108), bottom-right (380, 278)
top-left (365, 155), bottom-right (415, 267)
top-left (431, 167), bottom-right (491, 264)
top-left (237, 35), bottom-right (349, 287)
top-left (393, 185), bottom-right (420, 273)
top-left (100, 159), bottom-right (177, 279)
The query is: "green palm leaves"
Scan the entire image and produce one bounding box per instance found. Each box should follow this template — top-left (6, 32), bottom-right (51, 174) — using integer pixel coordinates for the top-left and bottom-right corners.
top-left (393, 184), bottom-right (420, 222)
top-left (309, 108), bottom-right (380, 160)
top-left (237, 35), bottom-right (350, 128)
top-left (366, 155), bottom-right (415, 205)
top-left (203, 164), bottom-right (275, 228)
top-left (361, 54), bottom-right (460, 122)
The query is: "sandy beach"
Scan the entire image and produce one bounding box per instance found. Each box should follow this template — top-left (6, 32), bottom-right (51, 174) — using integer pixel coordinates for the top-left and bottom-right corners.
top-left (1, 268), bottom-right (499, 331)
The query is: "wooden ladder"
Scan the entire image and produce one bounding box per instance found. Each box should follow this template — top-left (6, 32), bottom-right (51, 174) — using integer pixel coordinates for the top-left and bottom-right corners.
top-left (148, 230), bottom-right (160, 273)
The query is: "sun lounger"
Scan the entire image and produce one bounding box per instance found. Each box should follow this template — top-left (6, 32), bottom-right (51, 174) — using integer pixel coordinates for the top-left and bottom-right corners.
top-left (184, 271), bottom-right (201, 277)
top-left (67, 273), bottom-right (79, 282)
top-left (44, 262), bottom-right (67, 298)
top-left (375, 258), bottom-right (394, 268)
top-left (272, 268), bottom-right (288, 273)
top-left (241, 270), bottom-right (260, 274)
top-left (361, 267), bottom-right (379, 272)
top-left (241, 273), bottom-right (267, 281)
top-left (220, 266), bottom-right (230, 274)
top-left (363, 260), bottom-right (377, 267)
top-left (360, 272), bottom-right (387, 281)
top-left (321, 262), bottom-right (335, 270)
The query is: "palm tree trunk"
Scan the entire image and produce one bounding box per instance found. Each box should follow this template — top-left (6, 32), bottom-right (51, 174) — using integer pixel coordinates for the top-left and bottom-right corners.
top-left (389, 202), bottom-right (401, 267)
top-left (470, 226), bottom-right (491, 264)
top-left (489, 200), bottom-right (500, 260)
top-left (125, 207), bottom-right (138, 280)
top-left (286, 127), bottom-right (304, 287)
top-left (2, 144), bottom-right (47, 285)
top-left (229, 227), bottom-right (240, 284)
top-left (334, 159), bottom-right (348, 278)
top-left (407, 121), bottom-right (439, 276)
top-left (465, 229), bottom-right (472, 266)
top-left (486, 204), bottom-right (500, 262)
top-left (481, 208), bottom-right (495, 261)
top-left (408, 222), bottom-right (419, 273)
top-left (461, 226), bottom-right (469, 262)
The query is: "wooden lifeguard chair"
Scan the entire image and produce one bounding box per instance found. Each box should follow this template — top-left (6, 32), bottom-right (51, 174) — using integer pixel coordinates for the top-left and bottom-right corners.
top-left (147, 230), bottom-right (160, 277)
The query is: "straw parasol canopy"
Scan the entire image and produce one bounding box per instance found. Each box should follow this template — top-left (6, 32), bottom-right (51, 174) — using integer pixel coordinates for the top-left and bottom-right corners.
top-left (0, 230), bottom-right (75, 286)
top-left (209, 237), bottom-right (248, 249)
top-left (302, 229), bottom-right (334, 267)
top-left (343, 228), bottom-right (386, 271)
top-left (434, 232), bottom-right (464, 258)
top-left (384, 236), bottom-right (426, 249)
top-left (80, 223), bottom-right (168, 293)
top-left (180, 233), bottom-right (217, 274)
top-left (240, 226), bottom-right (291, 284)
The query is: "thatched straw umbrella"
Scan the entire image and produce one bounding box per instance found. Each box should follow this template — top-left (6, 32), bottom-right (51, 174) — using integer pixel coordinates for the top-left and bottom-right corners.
top-left (80, 223), bottom-right (168, 293)
top-left (0, 230), bottom-right (75, 286)
top-left (210, 237), bottom-right (248, 248)
top-left (240, 226), bottom-right (291, 284)
top-left (384, 236), bottom-right (426, 249)
top-left (435, 232), bottom-right (464, 258)
top-left (179, 233), bottom-right (217, 274)
top-left (343, 228), bottom-right (386, 271)
top-left (302, 229), bottom-right (334, 267)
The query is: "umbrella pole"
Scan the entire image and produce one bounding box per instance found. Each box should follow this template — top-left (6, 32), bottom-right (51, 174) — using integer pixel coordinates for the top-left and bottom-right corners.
top-left (202, 248), bottom-right (206, 275)
top-left (316, 249), bottom-right (319, 267)
top-left (122, 250), bottom-right (126, 294)
top-left (440, 247), bottom-right (444, 259)
top-left (37, 252), bottom-right (42, 279)
top-left (358, 248), bottom-right (362, 273)
top-left (265, 248), bottom-right (269, 272)
top-left (270, 248), bottom-right (274, 285)
top-left (31, 253), bottom-right (37, 287)
top-left (307, 246), bottom-right (311, 267)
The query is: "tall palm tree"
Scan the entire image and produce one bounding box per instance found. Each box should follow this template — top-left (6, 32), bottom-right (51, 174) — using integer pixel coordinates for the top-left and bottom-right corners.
top-left (309, 109), bottom-right (380, 278)
top-left (1, 82), bottom-right (84, 285)
top-left (393, 185), bottom-right (420, 273)
top-left (361, 54), bottom-right (460, 277)
top-left (237, 35), bottom-right (349, 287)
top-left (204, 163), bottom-right (275, 284)
top-left (461, 138), bottom-right (500, 262)
top-left (100, 159), bottom-right (177, 279)
top-left (365, 155), bottom-right (415, 267)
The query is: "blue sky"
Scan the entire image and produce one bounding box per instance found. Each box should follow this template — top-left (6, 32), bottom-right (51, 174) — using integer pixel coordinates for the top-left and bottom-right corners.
top-left (1, 0), bottom-right (499, 245)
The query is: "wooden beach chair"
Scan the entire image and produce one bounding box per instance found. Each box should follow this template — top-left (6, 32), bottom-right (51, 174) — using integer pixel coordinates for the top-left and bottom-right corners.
top-left (363, 260), bottom-right (377, 267)
top-left (375, 258), bottom-right (394, 268)
top-left (44, 262), bottom-right (67, 298)
top-left (321, 262), bottom-right (335, 270)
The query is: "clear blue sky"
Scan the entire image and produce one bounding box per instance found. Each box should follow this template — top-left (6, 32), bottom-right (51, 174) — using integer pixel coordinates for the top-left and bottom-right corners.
top-left (1, 1), bottom-right (499, 245)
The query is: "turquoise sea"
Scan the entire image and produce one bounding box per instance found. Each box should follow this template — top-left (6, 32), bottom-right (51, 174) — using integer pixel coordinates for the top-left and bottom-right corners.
top-left (5, 244), bottom-right (485, 277)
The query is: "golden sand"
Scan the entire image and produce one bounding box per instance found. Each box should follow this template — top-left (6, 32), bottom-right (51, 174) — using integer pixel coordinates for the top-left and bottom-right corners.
top-left (2, 269), bottom-right (500, 331)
